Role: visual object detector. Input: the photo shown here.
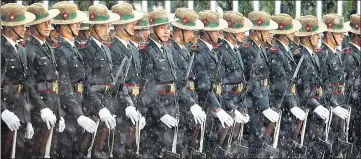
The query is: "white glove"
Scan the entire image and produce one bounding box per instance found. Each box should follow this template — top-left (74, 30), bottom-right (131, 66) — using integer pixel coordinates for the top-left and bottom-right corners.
top-left (290, 107), bottom-right (306, 121)
top-left (244, 114), bottom-right (250, 123)
top-left (25, 122), bottom-right (34, 139)
top-left (139, 116), bottom-right (146, 130)
top-left (190, 104), bottom-right (206, 124)
top-left (332, 106), bottom-right (349, 120)
top-left (216, 109), bottom-right (234, 128)
top-left (1, 110), bottom-right (21, 131)
top-left (98, 108), bottom-right (116, 129)
top-left (58, 117), bottom-right (65, 133)
top-left (160, 114), bottom-right (177, 128)
top-left (313, 105), bottom-right (330, 122)
top-left (40, 108), bottom-right (57, 129)
top-left (234, 110), bottom-right (247, 124)
top-left (77, 116), bottom-right (97, 133)
top-left (262, 108), bottom-right (279, 123)
top-left (125, 106), bottom-right (139, 125)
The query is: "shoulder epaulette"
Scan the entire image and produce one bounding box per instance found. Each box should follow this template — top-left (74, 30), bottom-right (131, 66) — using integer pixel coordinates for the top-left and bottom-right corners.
top-left (77, 43), bottom-right (86, 49)
top-left (103, 42), bottom-right (112, 48)
top-left (343, 47), bottom-right (351, 54)
top-left (314, 47), bottom-right (322, 53)
top-left (190, 44), bottom-right (199, 51)
top-left (213, 44), bottom-right (220, 49)
top-left (293, 49), bottom-right (301, 55)
top-left (242, 43), bottom-right (250, 48)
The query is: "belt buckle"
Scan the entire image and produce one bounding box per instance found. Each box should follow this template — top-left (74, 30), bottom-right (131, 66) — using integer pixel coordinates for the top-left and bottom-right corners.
top-left (52, 80), bottom-right (58, 94)
top-left (263, 78), bottom-right (268, 88)
top-left (314, 87), bottom-right (323, 97)
top-left (77, 83), bottom-right (84, 94)
top-left (339, 84), bottom-right (345, 94)
top-left (169, 83), bottom-right (175, 93)
top-left (132, 84), bottom-right (140, 96)
top-left (291, 84), bottom-right (296, 95)
top-left (216, 84), bottom-right (222, 95)
top-left (237, 83), bottom-right (244, 92)
top-left (189, 81), bottom-right (195, 91)
top-left (104, 84), bottom-right (111, 93)
top-left (17, 84), bottom-right (22, 94)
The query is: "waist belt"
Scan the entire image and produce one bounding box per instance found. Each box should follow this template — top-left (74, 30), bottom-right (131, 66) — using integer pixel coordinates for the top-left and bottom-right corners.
top-left (36, 81), bottom-right (58, 94)
top-left (330, 84), bottom-right (345, 95)
top-left (2, 84), bottom-right (23, 94)
top-left (212, 84), bottom-right (222, 95)
top-left (260, 78), bottom-right (268, 88)
top-left (124, 84), bottom-right (140, 96)
top-left (74, 82), bottom-right (84, 94)
top-left (312, 87), bottom-right (323, 99)
top-left (91, 84), bottom-right (111, 93)
top-left (223, 83), bottom-right (244, 94)
top-left (186, 80), bottom-right (195, 91)
top-left (156, 83), bottom-right (176, 94)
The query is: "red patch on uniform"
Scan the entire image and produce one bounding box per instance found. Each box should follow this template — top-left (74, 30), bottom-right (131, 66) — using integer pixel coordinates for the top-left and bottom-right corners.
top-left (139, 44), bottom-right (147, 50)
top-left (52, 43), bottom-right (60, 48)
top-left (61, 11), bottom-right (70, 20)
top-left (8, 12), bottom-right (16, 21)
top-left (278, 23), bottom-right (285, 30)
top-left (271, 47), bottom-right (278, 52)
top-left (314, 47), bottom-right (322, 53)
top-left (305, 23), bottom-right (312, 32)
top-left (256, 17), bottom-right (263, 26)
top-left (103, 42), bottom-right (112, 47)
top-left (202, 18), bottom-right (209, 27)
top-left (90, 12), bottom-right (97, 21)
top-left (343, 48), bottom-right (350, 54)
top-left (181, 17), bottom-right (189, 25)
top-left (328, 21), bottom-right (334, 29)
top-left (191, 45), bottom-right (199, 51)
top-left (78, 43), bottom-right (86, 49)
top-left (242, 43), bottom-right (250, 48)
top-left (149, 16), bottom-right (155, 25)
top-left (293, 49), bottom-right (300, 55)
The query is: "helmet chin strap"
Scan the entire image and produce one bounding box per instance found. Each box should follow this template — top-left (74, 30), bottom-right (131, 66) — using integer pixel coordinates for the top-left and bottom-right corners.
top-left (92, 25), bottom-right (103, 42)
top-left (153, 27), bottom-right (163, 44)
top-left (331, 32), bottom-right (339, 46)
top-left (307, 36), bottom-right (315, 51)
top-left (10, 27), bottom-right (23, 40)
top-left (122, 25), bottom-right (132, 37)
top-left (206, 31), bottom-right (216, 45)
top-left (231, 33), bottom-right (241, 45)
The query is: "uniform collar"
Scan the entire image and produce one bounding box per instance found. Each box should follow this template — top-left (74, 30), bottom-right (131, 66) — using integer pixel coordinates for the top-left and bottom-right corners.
top-left (224, 39), bottom-right (235, 50)
top-left (91, 36), bottom-right (102, 49)
top-left (277, 40), bottom-right (289, 52)
top-left (300, 44), bottom-right (314, 55)
top-left (323, 42), bottom-right (336, 54)
top-left (130, 40), bottom-right (138, 48)
top-left (115, 36), bottom-right (129, 48)
top-left (199, 39), bottom-right (213, 51)
top-left (62, 37), bottom-right (75, 47)
top-left (31, 35), bottom-right (46, 45)
top-left (2, 34), bottom-right (17, 51)
top-left (150, 37), bottom-right (163, 50)
top-left (351, 42), bottom-right (360, 51)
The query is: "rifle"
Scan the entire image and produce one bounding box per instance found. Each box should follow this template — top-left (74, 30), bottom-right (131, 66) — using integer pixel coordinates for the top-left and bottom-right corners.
top-left (313, 106), bottom-right (333, 159)
top-left (11, 130), bottom-right (17, 159)
top-left (86, 119), bottom-right (100, 158)
top-left (43, 126), bottom-right (54, 158)
top-left (160, 43), bottom-right (199, 159)
top-left (291, 109), bottom-right (309, 158)
top-left (231, 108), bottom-right (249, 158)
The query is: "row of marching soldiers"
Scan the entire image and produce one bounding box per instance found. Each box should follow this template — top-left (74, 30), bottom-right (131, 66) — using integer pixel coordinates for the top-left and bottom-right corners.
top-left (1, 1), bottom-right (360, 158)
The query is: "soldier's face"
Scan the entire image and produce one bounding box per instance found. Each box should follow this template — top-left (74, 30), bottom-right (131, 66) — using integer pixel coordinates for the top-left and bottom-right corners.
top-left (310, 33), bottom-right (322, 47)
top-left (137, 29), bottom-right (150, 42)
top-left (154, 24), bottom-right (171, 42)
top-left (330, 32), bottom-right (344, 46)
top-left (208, 31), bottom-right (220, 43)
top-left (238, 32), bottom-right (247, 43)
top-left (92, 23), bottom-right (110, 41)
top-left (37, 20), bottom-right (52, 37)
top-left (182, 30), bottom-right (194, 43)
top-left (123, 22), bottom-right (136, 36)
top-left (259, 30), bottom-right (270, 42)
top-left (68, 22), bottom-right (80, 36)
top-left (286, 33), bottom-right (295, 41)
top-left (49, 30), bottom-right (58, 42)
top-left (11, 25), bottom-right (26, 39)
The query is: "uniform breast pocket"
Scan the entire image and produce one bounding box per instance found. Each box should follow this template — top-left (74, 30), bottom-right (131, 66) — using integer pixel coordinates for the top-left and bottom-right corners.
top-left (93, 58), bottom-right (109, 77)
top-left (208, 59), bottom-right (217, 71)
top-left (8, 59), bottom-right (22, 70)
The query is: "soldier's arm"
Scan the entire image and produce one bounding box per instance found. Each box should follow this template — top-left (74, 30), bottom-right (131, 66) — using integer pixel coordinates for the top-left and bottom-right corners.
top-left (269, 51), bottom-right (297, 110)
top-left (219, 51), bottom-right (236, 111)
top-left (26, 46), bottom-right (48, 111)
top-left (297, 58), bottom-right (321, 110)
top-left (80, 49), bottom-right (104, 113)
top-left (139, 47), bottom-right (168, 117)
top-left (193, 51), bottom-right (221, 110)
top-left (55, 49), bottom-right (83, 119)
